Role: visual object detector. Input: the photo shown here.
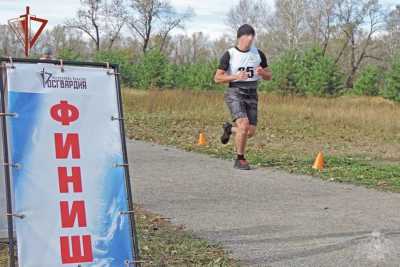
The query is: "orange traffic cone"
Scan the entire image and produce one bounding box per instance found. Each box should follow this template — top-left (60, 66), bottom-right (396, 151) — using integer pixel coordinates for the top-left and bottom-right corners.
top-left (197, 131), bottom-right (207, 145)
top-left (312, 152), bottom-right (324, 171)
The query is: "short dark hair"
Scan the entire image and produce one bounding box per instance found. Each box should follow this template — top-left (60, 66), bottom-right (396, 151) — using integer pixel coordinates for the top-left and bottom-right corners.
top-left (237, 24), bottom-right (255, 39)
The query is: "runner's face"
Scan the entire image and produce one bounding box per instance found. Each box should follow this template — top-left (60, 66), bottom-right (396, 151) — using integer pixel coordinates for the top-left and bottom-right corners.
top-left (239, 35), bottom-right (255, 50)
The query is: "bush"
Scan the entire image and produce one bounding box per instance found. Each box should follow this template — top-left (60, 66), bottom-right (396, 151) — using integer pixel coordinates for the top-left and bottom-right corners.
top-left (260, 48), bottom-right (343, 96)
top-left (260, 50), bottom-right (301, 95)
top-left (132, 49), bottom-right (169, 89)
top-left (175, 60), bottom-right (223, 90)
top-left (383, 56), bottom-right (400, 102)
top-left (296, 47), bottom-right (343, 96)
top-left (57, 48), bottom-right (82, 61)
top-left (353, 65), bottom-right (383, 96)
top-left (95, 49), bottom-right (135, 87)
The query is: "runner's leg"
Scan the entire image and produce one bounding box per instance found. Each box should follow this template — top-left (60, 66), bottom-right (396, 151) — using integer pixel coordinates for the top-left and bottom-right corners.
top-left (235, 117), bottom-right (250, 155)
top-left (247, 125), bottom-right (256, 138)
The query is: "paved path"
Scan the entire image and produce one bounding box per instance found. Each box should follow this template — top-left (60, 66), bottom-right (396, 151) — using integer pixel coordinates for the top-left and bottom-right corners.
top-left (129, 140), bottom-right (400, 267)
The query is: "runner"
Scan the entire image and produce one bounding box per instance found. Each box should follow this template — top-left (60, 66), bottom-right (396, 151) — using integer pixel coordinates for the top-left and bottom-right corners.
top-left (214, 24), bottom-right (272, 170)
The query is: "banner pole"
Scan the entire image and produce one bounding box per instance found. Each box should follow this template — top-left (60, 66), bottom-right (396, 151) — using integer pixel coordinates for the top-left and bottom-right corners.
top-left (113, 65), bottom-right (140, 266)
top-left (0, 65), bottom-right (16, 267)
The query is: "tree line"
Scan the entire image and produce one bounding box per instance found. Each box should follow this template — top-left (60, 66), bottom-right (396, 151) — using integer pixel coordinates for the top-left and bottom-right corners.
top-left (1, 0), bottom-right (400, 100)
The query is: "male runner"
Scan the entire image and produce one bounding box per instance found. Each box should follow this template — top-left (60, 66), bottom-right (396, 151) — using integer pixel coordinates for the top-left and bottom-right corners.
top-left (214, 24), bottom-right (272, 170)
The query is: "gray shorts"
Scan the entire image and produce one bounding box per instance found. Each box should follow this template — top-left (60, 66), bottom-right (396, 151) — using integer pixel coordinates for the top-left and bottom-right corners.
top-left (224, 87), bottom-right (258, 126)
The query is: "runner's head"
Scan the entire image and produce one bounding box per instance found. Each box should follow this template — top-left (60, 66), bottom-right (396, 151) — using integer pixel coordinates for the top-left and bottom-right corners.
top-left (237, 24), bottom-right (255, 50)
top-left (41, 46), bottom-right (53, 60)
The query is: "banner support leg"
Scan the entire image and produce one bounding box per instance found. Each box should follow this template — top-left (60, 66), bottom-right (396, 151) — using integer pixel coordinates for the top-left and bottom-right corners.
top-left (114, 65), bottom-right (140, 266)
top-left (0, 66), bottom-right (16, 267)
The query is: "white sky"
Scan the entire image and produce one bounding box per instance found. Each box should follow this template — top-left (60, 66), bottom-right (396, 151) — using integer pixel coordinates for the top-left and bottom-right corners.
top-left (0, 0), bottom-right (399, 40)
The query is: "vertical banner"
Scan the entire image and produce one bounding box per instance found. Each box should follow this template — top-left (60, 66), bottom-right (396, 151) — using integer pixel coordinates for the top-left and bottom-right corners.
top-left (2, 61), bottom-right (137, 267)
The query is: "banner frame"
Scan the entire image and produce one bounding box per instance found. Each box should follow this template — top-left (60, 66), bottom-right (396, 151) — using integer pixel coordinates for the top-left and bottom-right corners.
top-left (0, 57), bottom-right (140, 267)
top-left (0, 61), bottom-right (16, 267)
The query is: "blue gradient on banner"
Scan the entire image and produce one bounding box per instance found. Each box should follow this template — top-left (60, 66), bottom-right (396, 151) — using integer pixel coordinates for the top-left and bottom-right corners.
top-left (8, 92), bottom-right (42, 192)
top-left (91, 154), bottom-right (134, 266)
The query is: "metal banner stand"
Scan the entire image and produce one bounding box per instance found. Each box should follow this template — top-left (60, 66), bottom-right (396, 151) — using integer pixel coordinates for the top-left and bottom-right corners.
top-left (0, 58), bottom-right (140, 267)
top-left (0, 62), bottom-right (16, 267)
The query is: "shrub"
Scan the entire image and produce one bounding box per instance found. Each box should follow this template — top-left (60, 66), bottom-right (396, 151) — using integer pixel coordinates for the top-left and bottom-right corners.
top-left (260, 50), bottom-right (302, 95)
top-left (57, 48), bottom-right (82, 61)
top-left (296, 47), bottom-right (343, 96)
top-left (260, 48), bottom-right (343, 96)
top-left (132, 49), bottom-right (169, 89)
top-left (383, 56), bottom-right (400, 102)
top-left (94, 49), bottom-right (135, 87)
top-left (175, 60), bottom-right (223, 90)
top-left (353, 65), bottom-right (383, 96)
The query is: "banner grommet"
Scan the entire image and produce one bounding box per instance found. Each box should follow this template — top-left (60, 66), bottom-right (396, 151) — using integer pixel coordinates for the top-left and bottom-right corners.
top-left (1, 163), bottom-right (21, 169)
top-left (114, 163), bottom-right (129, 168)
top-left (111, 115), bottom-right (125, 121)
top-left (0, 112), bottom-right (18, 118)
top-left (120, 210), bottom-right (134, 216)
top-left (6, 213), bottom-right (25, 219)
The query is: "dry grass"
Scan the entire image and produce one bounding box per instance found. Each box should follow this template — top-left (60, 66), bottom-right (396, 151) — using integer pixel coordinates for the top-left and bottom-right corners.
top-left (0, 207), bottom-right (236, 266)
top-left (124, 89), bottom-right (400, 161)
top-left (123, 89), bottom-right (400, 191)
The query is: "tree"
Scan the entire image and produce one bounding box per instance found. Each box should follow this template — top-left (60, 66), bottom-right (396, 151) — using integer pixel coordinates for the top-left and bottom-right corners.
top-left (103, 0), bottom-right (129, 49)
top-left (304, 0), bottom-right (338, 55)
top-left (353, 65), bottom-right (382, 96)
top-left (335, 0), bottom-right (385, 88)
top-left (225, 0), bottom-right (270, 32)
top-left (66, 0), bottom-right (127, 51)
top-left (127, 0), bottom-right (193, 53)
top-left (169, 33), bottom-right (211, 64)
top-left (0, 25), bottom-right (22, 57)
top-left (386, 5), bottom-right (400, 56)
top-left (271, 0), bottom-right (307, 50)
top-left (383, 55), bottom-right (400, 101)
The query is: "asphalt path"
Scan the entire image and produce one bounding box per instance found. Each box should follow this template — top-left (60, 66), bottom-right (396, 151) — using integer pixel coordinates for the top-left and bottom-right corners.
top-left (129, 139), bottom-right (400, 267)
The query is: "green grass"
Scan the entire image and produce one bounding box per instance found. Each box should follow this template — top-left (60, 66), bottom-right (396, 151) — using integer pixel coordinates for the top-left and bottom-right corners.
top-left (122, 89), bottom-right (400, 192)
top-left (0, 207), bottom-right (236, 266)
top-left (136, 206), bottom-right (236, 266)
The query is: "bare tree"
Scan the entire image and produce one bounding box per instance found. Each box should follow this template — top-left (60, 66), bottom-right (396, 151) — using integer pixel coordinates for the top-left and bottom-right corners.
top-left (104, 0), bottom-right (129, 49)
top-left (386, 5), bottom-right (400, 56)
top-left (225, 0), bottom-right (270, 32)
top-left (127, 0), bottom-right (193, 53)
top-left (168, 32), bottom-right (211, 64)
top-left (66, 0), bottom-right (127, 51)
top-left (273, 0), bottom-right (307, 50)
top-left (0, 25), bottom-right (22, 57)
top-left (304, 0), bottom-right (338, 55)
top-left (335, 0), bottom-right (385, 88)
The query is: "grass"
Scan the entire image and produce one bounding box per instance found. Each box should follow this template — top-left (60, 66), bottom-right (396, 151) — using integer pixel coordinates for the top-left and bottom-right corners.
top-left (0, 207), bottom-right (236, 267)
top-left (122, 89), bottom-right (400, 192)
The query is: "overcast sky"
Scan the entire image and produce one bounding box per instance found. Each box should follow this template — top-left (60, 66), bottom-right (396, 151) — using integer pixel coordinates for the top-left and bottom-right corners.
top-left (0, 0), bottom-right (399, 39)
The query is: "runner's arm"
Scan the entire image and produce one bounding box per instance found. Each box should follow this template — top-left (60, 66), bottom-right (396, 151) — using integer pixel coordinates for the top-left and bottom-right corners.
top-left (256, 66), bottom-right (272, 81)
top-left (256, 49), bottom-right (272, 81)
top-left (214, 51), bottom-right (240, 84)
top-left (214, 69), bottom-right (241, 84)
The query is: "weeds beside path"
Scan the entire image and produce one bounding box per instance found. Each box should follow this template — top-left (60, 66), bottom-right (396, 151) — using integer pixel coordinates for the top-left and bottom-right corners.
top-left (0, 206), bottom-right (236, 266)
top-left (123, 89), bottom-right (400, 192)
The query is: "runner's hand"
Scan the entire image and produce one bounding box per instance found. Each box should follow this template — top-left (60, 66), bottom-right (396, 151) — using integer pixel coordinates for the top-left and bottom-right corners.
top-left (235, 71), bottom-right (248, 81)
top-left (256, 66), bottom-right (264, 76)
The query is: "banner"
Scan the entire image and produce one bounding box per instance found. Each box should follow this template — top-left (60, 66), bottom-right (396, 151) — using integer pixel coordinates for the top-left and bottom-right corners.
top-left (3, 61), bottom-right (136, 267)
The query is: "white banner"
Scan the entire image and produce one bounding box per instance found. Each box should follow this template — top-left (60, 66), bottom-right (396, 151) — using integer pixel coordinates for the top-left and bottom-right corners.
top-left (4, 62), bottom-right (135, 266)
